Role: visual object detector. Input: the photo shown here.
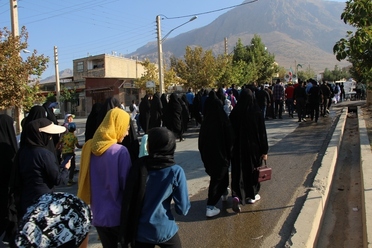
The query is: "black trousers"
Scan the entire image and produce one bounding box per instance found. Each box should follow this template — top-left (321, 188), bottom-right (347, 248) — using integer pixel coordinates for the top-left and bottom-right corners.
top-left (295, 98), bottom-right (306, 121)
top-left (62, 152), bottom-right (75, 181)
top-left (309, 102), bottom-right (320, 121)
top-left (207, 167), bottom-right (229, 206)
top-left (95, 226), bottom-right (120, 248)
top-left (274, 100), bottom-right (283, 118)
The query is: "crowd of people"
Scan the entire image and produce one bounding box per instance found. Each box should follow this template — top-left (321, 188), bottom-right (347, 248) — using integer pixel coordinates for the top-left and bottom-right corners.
top-left (0, 77), bottom-right (357, 247)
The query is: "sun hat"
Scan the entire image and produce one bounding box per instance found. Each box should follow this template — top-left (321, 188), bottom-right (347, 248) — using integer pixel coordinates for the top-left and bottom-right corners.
top-left (65, 113), bottom-right (75, 119)
top-left (15, 192), bottom-right (92, 248)
top-left (38, 118), bottom-right (66, 134)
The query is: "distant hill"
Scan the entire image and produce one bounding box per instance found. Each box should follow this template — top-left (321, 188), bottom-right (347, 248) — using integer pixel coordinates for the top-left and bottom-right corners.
top-left (40, 69), bottom-right (73, 83)
top-left (129, 0), bottom-right (352, 73)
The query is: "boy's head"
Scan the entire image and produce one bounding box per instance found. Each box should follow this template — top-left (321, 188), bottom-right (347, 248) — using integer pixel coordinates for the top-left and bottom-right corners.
top-left (65, 114), bottom-right (75, 123)
top-left (68, 122), bottom-right (76, 132)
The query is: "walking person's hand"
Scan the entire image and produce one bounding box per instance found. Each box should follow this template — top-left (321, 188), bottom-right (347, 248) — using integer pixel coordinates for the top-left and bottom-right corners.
top-left (261, 154), bottom-right (268, 161)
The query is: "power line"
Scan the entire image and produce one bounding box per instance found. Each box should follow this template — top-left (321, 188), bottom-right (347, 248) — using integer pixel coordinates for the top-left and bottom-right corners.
top-left (159, 0), bottom-right (259, 20)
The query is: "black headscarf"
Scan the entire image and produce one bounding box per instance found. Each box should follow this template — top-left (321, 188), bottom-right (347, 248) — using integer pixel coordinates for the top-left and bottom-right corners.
top-left (23, 118), bottom-right (54, 148)
top-left (85, 103), bottom-right (103, 142)
top-left (203, 90), bottom-right (221, 118)
top-left (42, 102), bottom-right (58, 125)
top-left (20, 106), bottom-right (47, 148)
top-left (146, 127), bottom-right (176, 169)
top-left (96, 97), bottom-right (121, 129)
top-left (22, 106), bottom-right (47, 129)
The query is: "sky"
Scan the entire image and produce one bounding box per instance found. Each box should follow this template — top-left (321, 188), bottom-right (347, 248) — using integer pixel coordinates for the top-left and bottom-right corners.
top-left (0, 0), bottom-right (347, 79)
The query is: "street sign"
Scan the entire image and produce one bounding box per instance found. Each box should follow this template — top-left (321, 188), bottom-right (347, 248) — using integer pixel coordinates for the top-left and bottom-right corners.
top-left (146, 81), bottom-right (155, 88)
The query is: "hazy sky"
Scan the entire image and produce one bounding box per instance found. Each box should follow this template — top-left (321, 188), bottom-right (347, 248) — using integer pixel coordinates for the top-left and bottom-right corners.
top-left (0, 0), bottom-right (348, 78)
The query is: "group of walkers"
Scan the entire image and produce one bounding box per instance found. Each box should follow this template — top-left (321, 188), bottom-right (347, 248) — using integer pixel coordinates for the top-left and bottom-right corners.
top-left (251, 79), bottom-right (340, 124)
top-left (0, 77), bottom-right (345, 247)
top-left (198, 85), bottom-right (269, 217)
top-left (134, 92), bottom-right (190, 142)
top-left (0, 95), bottom-right (193, 248)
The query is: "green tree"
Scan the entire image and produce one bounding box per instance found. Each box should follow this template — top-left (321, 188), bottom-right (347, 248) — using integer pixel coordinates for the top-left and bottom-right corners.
top-left (0, 26), bottom-right (48, 110)
top-left (333, 0), bottom-right (372, 84)
top-left (322, 65), bottom-right (351, 81)
top-left (135, 59), bottom-right (159, 92)
top-left (232, 36), bottom-right (277, 85)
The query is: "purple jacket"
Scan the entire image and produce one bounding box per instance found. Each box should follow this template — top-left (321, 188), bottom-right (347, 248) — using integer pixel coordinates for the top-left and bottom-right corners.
top-left (90, 144), bottom-right (132, 227)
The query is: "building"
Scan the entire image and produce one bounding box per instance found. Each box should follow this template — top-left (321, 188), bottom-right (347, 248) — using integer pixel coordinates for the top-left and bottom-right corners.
top-left (73, 53), bottom-right (147, 115)
top-left (39, 53), bottom-right (148, 117)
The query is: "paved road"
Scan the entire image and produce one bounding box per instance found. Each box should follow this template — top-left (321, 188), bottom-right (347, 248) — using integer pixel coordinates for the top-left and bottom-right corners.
top-left (60, 105), bottom-right (341, 248)
top-left (2, 101), bottom-right (357, 248)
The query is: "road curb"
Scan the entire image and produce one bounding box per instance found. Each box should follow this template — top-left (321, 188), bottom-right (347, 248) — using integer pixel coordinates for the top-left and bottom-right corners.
top-left (287, 107), bottom-right (347, 247)
top-left (358, 106), bottom-right (372, 248)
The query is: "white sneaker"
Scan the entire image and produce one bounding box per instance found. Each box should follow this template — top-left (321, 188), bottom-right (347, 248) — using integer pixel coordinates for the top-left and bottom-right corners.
top-left (206, 206), bottom-right (220, 217)
top-left (221, 187), bottom-right (231, 201)
top-left (247, 194), bottom-right (261, 204)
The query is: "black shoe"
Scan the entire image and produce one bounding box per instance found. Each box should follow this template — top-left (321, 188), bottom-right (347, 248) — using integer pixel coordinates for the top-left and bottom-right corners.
top-left (179, 138), bottom-right (185, 142)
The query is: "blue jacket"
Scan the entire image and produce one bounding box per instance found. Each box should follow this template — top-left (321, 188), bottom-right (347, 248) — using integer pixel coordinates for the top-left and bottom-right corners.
top-left (136, 164), bottom-right (190, 243)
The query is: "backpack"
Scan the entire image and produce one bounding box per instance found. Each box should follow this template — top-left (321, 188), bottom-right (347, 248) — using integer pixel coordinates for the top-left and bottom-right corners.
top-left (129, 104), bottom-right (134, 112)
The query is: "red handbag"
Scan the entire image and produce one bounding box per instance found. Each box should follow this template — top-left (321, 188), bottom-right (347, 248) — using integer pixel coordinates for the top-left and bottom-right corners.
top-left (255, 160), bottom-right (272, 182)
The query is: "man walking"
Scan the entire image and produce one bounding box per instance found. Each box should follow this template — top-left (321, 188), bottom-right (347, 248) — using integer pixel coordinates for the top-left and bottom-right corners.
top-left (273, 79), bottom-right (285, 119)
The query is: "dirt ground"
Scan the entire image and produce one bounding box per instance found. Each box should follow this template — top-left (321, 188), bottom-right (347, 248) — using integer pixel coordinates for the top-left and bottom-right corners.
top-left (316, 103), bottom-right (372, 247)
top-left (361, 104), bottom-right (372, 146)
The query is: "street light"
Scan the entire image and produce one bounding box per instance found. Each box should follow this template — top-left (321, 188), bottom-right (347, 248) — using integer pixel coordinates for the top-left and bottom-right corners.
top-left (157, 15), bottom-right (197, 94)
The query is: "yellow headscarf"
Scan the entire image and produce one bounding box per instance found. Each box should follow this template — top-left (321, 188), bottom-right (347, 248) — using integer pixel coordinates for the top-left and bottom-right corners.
top-left (77, 108), bottom-right (130, 204)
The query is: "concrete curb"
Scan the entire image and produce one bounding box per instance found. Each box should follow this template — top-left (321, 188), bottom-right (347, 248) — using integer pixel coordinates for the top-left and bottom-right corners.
top-left (358, 106), bottom-right (372, 248)
top-left (287, 108), bottom-right (347, 247)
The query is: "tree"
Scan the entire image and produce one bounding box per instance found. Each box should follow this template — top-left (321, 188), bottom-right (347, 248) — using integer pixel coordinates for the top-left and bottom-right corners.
top-left (232, 36), bottom-right (277, 85)
top-left (135, 59), bottom-right (159, 92)
top-left (322, 65), bottom-right (351, 81)
top-left (333, 0), bottom-right (372, 84)
top-left (0, 26), bottom-right (49, 133)
top-left (171, 46), bottom-right (220, 90)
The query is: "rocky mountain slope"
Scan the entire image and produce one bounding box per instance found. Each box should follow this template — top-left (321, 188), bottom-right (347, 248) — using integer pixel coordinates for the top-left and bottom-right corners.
top-left (130, 0), bottom-right (352, 72)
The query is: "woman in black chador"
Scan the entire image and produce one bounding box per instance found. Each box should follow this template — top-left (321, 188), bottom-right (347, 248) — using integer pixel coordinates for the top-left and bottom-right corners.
top-left (0, 114), bottom-right (18, 244)
top-left (198, 90), bottom-right (233, 218)
top-left (166, 93), bottom-right (184, 142)
top-left (229, 88), bottom-right (268, 213)
top-left (139, 94), bottom-right (151, 134)
top-left (149, 92), bottom-right (163, 129)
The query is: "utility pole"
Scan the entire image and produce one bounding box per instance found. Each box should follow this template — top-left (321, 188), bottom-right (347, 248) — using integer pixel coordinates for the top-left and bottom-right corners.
top-left (224, 37), bottom-right (228, 55)
top-left (10, 0), bottom-right (19, 36)
top-left (10, 0), bottom-right (23, 134)
top-left (156, 15), bottom-right (164, 94)
top-left (54, 46), bottom-right (61, 114)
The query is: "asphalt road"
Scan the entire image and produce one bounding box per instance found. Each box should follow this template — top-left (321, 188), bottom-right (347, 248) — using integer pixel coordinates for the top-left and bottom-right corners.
top-left (63, 106), bottom-right (341, 248)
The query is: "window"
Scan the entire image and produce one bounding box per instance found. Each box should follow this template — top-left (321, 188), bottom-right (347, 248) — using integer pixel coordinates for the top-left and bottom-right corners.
top-left (77, 62), bottom-right (84, 72)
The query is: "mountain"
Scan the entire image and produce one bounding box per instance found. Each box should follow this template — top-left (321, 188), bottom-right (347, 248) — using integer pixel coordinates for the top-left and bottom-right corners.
top-left (129, 0), bottom-right (352, 73)
top-left (40, 69), bottom-right (73, 83)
